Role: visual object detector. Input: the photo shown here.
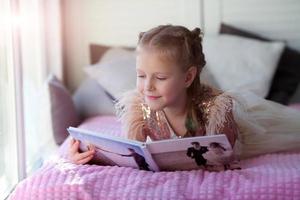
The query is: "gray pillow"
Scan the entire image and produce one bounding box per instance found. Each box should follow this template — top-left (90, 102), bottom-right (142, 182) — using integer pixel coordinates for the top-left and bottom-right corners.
top-left (72, 78), bottom-right (116, 119)
top-left (48, 75), bottom-right (80, 145)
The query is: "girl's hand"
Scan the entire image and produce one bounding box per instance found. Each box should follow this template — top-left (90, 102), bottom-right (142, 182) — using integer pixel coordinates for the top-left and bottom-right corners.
top-left (68, 138), bottom-right (95, 164)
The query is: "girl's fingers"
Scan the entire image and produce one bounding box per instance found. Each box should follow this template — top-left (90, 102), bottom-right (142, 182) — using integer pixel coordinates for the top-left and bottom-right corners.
top-left (68, 139), bottom-right (96, 164)
top-left (74, 149), bottom-right (95, 161)
top-left (70, 138), bottom-right (75, 144)
top-left (69, 140), bottom-right (80, 154)
top-left (88, 144), bottom-right (95, 151)
top-left (76, 154), bottom-right (94, 165)
top-left (69, 138), bottom-right (78, 147)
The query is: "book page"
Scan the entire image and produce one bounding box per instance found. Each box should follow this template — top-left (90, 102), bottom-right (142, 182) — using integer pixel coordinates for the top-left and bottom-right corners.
top-left (68, 127), bottom-right (158, 171)
top-left (146, 135), bottom-right (240, 171)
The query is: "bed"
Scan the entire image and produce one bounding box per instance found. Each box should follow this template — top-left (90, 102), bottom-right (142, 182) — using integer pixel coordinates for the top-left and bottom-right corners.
top-left (9, 116), bottom-right (300, 200)
top-left (9, 42), bottom-right (300, 199)
top-left (9, 1), bottom-right (300, 199)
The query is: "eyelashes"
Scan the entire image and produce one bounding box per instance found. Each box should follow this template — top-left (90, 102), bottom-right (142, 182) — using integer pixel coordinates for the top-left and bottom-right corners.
top-left (137, 75), bottom-right (167, 81)
top-left (156, 77), bottom-right (167, 81)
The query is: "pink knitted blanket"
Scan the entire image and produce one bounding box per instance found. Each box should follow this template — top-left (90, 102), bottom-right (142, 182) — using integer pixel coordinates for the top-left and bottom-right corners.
top-left (9, 116), bottom-right (300, 200)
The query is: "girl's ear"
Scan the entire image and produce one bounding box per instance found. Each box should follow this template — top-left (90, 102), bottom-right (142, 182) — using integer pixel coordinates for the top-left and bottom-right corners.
top-left (185, 66), bottom-right (197, 87)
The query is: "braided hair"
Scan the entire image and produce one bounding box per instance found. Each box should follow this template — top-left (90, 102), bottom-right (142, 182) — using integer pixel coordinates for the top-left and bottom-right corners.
top-left (137, 25), bottom-right (206, 136)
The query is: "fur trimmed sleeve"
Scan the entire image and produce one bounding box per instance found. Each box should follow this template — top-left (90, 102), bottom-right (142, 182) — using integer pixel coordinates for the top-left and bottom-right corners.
top-left (115, 90), bottom-right (147, 142)
top-left (205, 94), bottom-right (239, 147)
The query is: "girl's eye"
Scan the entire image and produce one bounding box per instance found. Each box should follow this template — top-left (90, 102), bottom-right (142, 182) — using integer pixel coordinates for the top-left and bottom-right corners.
top-left (156, 77), bottom-right (167, 80)
top-left (137, 75), bottom-right (146, 78)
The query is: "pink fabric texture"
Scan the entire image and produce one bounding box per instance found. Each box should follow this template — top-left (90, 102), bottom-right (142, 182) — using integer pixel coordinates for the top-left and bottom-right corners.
top-left (78, 115), bottom-right (122, 136)
top-left (9, 116), bottom-right (300, 200)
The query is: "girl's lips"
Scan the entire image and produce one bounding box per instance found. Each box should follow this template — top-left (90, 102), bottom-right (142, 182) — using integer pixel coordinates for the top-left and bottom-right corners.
top-left (146, 95), bottom-right (161, 100)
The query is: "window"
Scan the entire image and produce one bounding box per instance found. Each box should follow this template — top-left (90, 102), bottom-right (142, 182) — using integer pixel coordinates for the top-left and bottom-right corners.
top-left (0, 0), bottom-right (19, 198)
top-left (0, 0), bottom-right (61, 198)
top-left (19, 0), bottom-right (58, 175)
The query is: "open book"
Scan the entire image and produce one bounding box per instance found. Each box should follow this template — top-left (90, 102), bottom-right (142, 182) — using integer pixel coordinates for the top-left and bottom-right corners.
top-left (67, 127), bottom-right (240, 172)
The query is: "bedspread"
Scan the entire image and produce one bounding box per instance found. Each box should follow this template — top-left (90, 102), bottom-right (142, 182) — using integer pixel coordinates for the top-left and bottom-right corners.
top-left (9, 116), bottom-right (300, 200)
top-left (9, 152), bottom-right (300, 200)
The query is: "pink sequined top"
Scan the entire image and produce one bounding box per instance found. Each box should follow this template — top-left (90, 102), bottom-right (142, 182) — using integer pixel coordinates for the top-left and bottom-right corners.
top-left (116, 84), bottom-right (239, 147)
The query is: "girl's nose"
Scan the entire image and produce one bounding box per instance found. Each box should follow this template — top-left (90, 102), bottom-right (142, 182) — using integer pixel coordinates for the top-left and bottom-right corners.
top-left (145, 79), bottom-right (154, 91)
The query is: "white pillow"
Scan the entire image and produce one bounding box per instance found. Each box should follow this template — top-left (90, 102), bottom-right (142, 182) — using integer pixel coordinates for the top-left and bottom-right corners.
top-left (203, 35), bottom-right (285, 97)
top-left (84, 48), bottom-right (137, 99)
top-left (200, 67), bottom-right (220, 89)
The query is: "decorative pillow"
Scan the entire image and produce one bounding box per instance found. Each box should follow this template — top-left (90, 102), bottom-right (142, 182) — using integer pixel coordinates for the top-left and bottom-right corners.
top-left (220, 23), bottom-right (300, 104)
top-left (48, 74), bottom-right (80, 145)
top-left (203, 35), bottom-right (285, 97)
top-left (85, 47), bottom-right (220, 99)
top-left (289, 88), bottom-right (300, 103)
top-left (73, 78), bottom-right (116, 119)
top-left (84, 48), bottom-right (137, 99)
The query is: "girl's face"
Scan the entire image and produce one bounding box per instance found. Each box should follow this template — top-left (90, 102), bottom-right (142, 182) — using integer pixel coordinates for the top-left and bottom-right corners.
top-left (136, 48), bottom-right (190, 111)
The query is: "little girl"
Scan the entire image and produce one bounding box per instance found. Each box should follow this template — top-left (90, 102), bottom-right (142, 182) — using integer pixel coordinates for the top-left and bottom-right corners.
top-left (69, 25), bottom-right (300, 165)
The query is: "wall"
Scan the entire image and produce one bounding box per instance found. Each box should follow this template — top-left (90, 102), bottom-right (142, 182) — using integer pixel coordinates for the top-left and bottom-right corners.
top-left (62, 0), bottom-right (202, 91)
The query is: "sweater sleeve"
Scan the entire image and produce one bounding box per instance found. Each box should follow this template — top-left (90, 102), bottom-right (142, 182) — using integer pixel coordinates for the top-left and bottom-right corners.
top-left (115, 90), bottom-right (147, 142)
top-left (217, 106), bottom-right (239, 147)
top-left (205, 94), bottom-right (239, 147)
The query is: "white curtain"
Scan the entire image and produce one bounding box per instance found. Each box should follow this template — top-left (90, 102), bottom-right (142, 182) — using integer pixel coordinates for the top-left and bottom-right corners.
top-left (19, 0), bottom-right (63, 174)
top-left (0, 0), bottom-right (63, 197)
top-left (0, 1), bottom-right (18, 198)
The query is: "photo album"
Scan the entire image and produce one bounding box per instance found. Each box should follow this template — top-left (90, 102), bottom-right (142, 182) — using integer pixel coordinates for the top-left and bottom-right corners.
top-left (67, 127), bottom-right (240, 172)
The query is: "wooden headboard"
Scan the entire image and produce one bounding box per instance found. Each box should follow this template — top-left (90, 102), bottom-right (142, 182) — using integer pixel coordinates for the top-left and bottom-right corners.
top-left (89, 44), bottom-right (135, 65)
top-left (89, 44), bottom-right (110, 65)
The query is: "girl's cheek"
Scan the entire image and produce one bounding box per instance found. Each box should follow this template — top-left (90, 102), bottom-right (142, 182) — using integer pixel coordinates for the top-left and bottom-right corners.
top-left (136, 80), bottom-right (144, 92)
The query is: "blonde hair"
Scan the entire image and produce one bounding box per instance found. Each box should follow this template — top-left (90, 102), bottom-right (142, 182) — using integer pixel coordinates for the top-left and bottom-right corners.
top-left (137, 25), bottom-right (206, 135)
